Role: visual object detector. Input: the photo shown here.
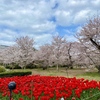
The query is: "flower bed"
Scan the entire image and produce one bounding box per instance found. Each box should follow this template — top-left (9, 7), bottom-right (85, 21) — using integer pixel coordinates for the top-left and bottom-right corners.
top-left (0, 75), bottom-right (100, 100)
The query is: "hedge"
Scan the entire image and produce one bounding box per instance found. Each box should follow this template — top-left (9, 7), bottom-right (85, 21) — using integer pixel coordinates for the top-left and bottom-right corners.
top-left (0, 71), bottom-right (32, 78)
top-left (0, 66), bottom-right (6, 73)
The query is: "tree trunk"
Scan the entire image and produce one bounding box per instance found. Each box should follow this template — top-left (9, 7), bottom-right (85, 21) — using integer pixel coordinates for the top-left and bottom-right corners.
top-left (56, 64), bottom-right (59, 70)
top-left (70, 65), bottom-right (73, 69)
top-left (68, 43), bottom-right (73, 69)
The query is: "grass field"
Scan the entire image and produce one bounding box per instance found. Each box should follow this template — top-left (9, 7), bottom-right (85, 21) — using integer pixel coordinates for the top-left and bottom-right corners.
top-left (11, 67), bottom-right (100, 81)
top-left (7, 67), bottom-right (100, 81)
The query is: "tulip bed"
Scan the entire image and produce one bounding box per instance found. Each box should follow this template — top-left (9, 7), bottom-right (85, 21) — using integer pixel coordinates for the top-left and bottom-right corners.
top-left (0, 75), bottom-right (100, 100)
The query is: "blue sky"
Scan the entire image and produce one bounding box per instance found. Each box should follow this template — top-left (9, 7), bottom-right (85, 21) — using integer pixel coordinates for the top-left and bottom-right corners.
top-left (0, 0), bottom-right (100, 48)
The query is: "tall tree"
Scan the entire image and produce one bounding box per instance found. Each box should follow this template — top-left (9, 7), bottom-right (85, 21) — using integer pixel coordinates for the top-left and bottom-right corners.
top-left (0, 36), bottom-right (35, 69)
top-left (3, 46), bottom-right (20, 69)
top-left (67, 43), bottom-right (73, 69)
top-left (15, 36), bottom-right (35, 69)
top-left (77, 15), bottom-right (100, 51)
top-left (51, 36), bottom-right (67, 70)
top-left (76, 15), bottom-right (100, 72)
top-left (36, 44), bottom-right (53, 69)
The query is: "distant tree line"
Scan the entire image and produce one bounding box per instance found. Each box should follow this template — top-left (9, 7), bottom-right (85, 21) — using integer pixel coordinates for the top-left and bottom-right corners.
top-left (0, 15), bottom-right (100, 72)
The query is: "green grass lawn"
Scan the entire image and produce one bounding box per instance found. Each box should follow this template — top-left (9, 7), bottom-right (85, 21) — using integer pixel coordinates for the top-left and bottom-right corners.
top-left (30, 67), bottom-right (100, 81)
top-left (5, 67), bottom-right (100, 81)
top-left (77, 72), bottom-right (100, 81)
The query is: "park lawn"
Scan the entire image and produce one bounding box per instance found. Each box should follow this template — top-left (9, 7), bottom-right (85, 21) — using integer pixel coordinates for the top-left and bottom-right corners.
top-left (76, 72), bottom-right (100, 81)
top-left (33, 68), bottom-right (100, 81)
top-left (12, 67), bottom-right (100, 81)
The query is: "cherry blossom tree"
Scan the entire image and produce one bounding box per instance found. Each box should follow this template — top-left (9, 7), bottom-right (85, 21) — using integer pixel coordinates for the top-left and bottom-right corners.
top-left (0, 49), bottom-right (5, 64)
top-left (15, 36), bottom-right (35, 69)
top-left (66, 42), bottom-right (74, 69)
top-left (3, 46), bottom-right (20, 69)
top-left (72, 42), bottom-right (91, 68)
top-left (76, 15), bottom-right (100, 71)
top-left (35, 36), bottom-right (69, 70)
top-left (36, 44), bottom-right (53, 69)
top-left (0, 36), bottom-right (35, 69)
top-left (76, 15), bottom-right (100, 51)
top-left (51, 36), bottom-right (68, 70)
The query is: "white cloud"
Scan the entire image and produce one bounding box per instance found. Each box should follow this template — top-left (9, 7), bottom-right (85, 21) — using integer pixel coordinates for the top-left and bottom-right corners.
top-left (91, 0), bottom-right (100, 6)
top-left (31, 21), bottom-right (56, 33)
top-left (65, 35), bottom-right (78, 42)
top-left (34, 33), bottom-right (52, 49)
top-left (64, 29), bottom-right (78, 42)
top-left (73, 9), bottom-right (91, 24)
top-left (54, 0), bottom-right (100, 25)
top-left (0, 29), bottom-right (18, 41)
top-left (0, 40), bottom-right (15, 46)
top-left (55, 10), bottom-right (72, 26)
top-left (0, 0), bottom-right (100, 47)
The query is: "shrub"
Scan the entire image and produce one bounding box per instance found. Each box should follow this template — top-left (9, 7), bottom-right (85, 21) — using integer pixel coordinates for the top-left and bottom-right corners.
top-left (0, 65), bottom-right (6, 73)
top-left (5, 64), bottom-right (21, 69)
top-left (0, 70), bottom-right (32, 78)
top-left (26, 63), bottom-right (37, 69)
top-left (95, 65), bottom-right (100, 72)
